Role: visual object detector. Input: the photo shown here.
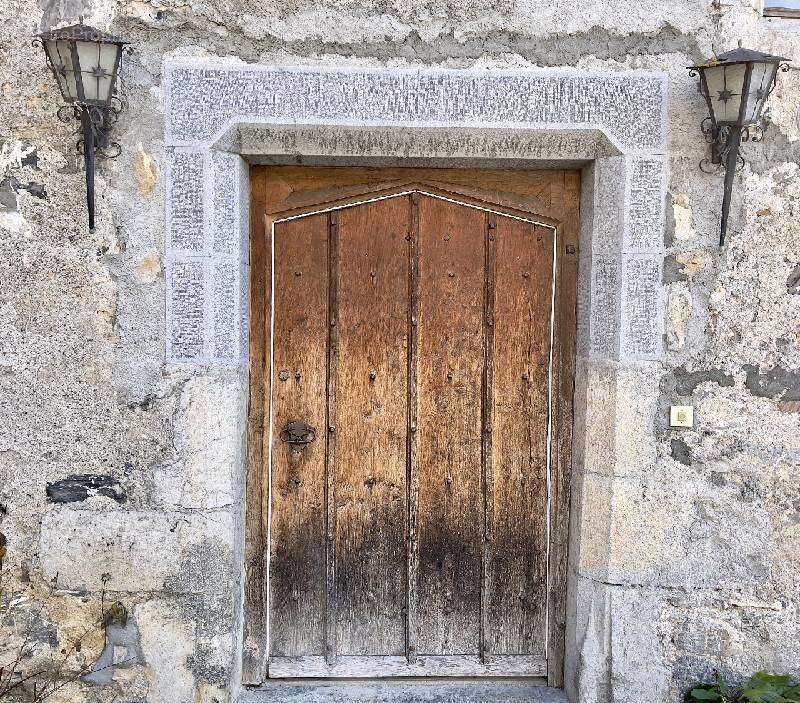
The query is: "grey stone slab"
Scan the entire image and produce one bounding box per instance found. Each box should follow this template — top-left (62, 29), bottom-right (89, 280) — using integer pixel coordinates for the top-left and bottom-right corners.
top-left (166, 257), bottom-right (207, 362)
top-left (576, 163), bottom-right (595, 359)
top-left (238, 152), bottom-right (251, 260)
top-left (166, 148), bottom-right (205, 254)
top-left (620, 253), bottom-right (663, 359)
top-left (210, 257), bottom-right (248, 363)
top-left (165, 63), bottom-right (667, 153)
top-left (588, 255), bottom-right (622, 359)
top-left (625, 155), bottom-right (666, 252)
top-left (40, 507), bottom-right (234, 592)
top-left (235, 124), bottom-right (620, 164)
top-left (240, 682), bottom-right (567, 703)
top-left (211, 152), bottom-right (249, 260)
top-left (591, 156), bottom-right (626, 254)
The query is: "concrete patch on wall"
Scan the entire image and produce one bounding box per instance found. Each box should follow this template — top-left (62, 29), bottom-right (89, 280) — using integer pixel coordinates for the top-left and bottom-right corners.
top-left (743, 364), bottom-right (800, 402)
top-left (45, 474), bottom-right (127, 504)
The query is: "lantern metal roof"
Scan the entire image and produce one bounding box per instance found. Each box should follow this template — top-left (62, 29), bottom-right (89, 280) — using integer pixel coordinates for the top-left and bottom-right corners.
top-left (36, 23), bottom-right (128, 45)
top-left (689, 47), bottom-right (790, 70)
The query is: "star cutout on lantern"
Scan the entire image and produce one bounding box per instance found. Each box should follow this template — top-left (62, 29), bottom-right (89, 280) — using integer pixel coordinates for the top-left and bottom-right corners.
top-left (756, 87), bottom-right (767, 102)
top-left (717, 88), bottom-right (736, 103)
top-left (90, 65), bottom-right (110, 79)
top-left (57, 64), bottom-right (68, 77)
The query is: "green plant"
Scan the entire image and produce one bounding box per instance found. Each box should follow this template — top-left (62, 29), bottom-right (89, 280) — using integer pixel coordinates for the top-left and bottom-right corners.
top-left (742, 672), bottom-right (800, 703)
top-left (687, 671), bottom-right (800, 703)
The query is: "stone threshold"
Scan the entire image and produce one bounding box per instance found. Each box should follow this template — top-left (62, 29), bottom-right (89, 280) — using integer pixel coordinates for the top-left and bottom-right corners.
top-left (240, 680), bottom-right (568, 702)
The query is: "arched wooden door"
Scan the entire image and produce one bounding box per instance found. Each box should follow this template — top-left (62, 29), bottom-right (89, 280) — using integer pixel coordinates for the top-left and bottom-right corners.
top-left (246, 168), bottom-right (579, 685)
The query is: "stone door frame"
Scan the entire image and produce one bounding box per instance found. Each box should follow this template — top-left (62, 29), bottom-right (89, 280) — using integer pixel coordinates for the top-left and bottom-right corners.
top-left (163, 60), bottom-right (667, 701)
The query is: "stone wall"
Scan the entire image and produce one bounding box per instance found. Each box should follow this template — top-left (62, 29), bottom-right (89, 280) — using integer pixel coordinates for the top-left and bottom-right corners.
top-left (0, 0), bottom-right (798, 702)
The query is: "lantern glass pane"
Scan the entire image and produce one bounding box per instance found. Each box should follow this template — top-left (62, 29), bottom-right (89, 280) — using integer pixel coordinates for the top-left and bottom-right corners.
top-left (704, 63), bottom-right (746, 124)
top-left (743, 61), bottom-right (778, 124)
top-left (76, 40), bottom-right (119, 104)
top-left (45, 39), bottom-right (78, 101)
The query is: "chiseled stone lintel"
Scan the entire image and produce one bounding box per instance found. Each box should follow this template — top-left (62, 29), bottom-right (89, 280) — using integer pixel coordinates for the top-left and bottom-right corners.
top-left (162, 60), bottom-right (668, 365)
top-left (164, 60), bottom-right (667, 154)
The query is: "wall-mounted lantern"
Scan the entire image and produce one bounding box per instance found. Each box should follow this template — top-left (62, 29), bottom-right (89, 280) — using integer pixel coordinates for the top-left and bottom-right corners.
top-left (689, 45), bottom-right (790, 245)
top-left (34, 22), bottom-right (129, 232)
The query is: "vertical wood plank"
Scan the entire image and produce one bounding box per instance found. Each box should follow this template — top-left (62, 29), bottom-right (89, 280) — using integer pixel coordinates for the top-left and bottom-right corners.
top-left (334, 197), bottom-right (410, 656)
top-left (325, 212), bottom-right (339, 665)
top-left (269, 213), bottom-right (329, 657)
top-left (480, 213), bottom-right (496, 663)
top-left (406, 194), bottom-right (420, 663)
top-left (488, 217), bottom-right (555, 656)
top-left (243, 168), bottom-right (268, 683)
top-left (415, 195), bottom-right (485, 655)
top-left (547, 171), bottom-right (580, 687)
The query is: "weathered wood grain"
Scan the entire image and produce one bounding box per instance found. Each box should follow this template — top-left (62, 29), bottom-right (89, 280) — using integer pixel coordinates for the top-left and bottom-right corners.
top-left (255, 166), bottom-right (555, 218)
top-left (248, 166), bottom-right (581, 683)
top-left (488, 218), bottom-right (555, 656)
top-left (268, 654), bottom-right (547, 678)
top-left (479, 213), bottom-right (496, 663)
top-left (325, 212), bottom-right (339, 664)
top-left (415, 195), bottom-right (486, 656)
top-left (269, 214), bottom-right (329, 657)
top-left (242, 176), bottom-right (269, 683)
top-left (333, 197), bottom-right (409, 656)
top-left (406, 194), bottom-right (420, 663)
top-left (546, 171), bottom-right (580, 688)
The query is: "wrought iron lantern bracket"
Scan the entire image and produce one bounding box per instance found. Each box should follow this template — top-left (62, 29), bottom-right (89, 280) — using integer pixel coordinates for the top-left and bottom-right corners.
top-left (689, 46), bottom-right (790, 245)
top-left (34, 21), bottom-right (131, 232)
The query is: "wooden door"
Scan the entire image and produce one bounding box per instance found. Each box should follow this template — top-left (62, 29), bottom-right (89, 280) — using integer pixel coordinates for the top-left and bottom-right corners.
top-left (246, 167), bottom-right (579, 685)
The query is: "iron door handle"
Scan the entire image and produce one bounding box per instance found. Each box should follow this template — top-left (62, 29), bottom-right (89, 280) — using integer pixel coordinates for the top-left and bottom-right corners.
top-left (280, 421), bottom-right (316, 450)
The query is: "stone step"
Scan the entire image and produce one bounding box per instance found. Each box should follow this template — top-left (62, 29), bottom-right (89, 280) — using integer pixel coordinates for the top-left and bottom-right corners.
top-left (240, 681), bottom-right (568, 703)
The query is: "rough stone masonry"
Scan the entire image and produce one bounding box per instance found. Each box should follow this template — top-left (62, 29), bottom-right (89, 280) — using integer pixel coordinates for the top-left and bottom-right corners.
top-left (0, 0), bottom-right (798, 702)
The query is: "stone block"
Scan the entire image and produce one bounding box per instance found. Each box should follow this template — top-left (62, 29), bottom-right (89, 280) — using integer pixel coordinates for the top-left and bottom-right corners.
top-left (575, 474), bottom-right (773, 588)
top-left (210, 257), bottom-right (248, 363)
top-left (625, 155), bottom-right (666, 252)
top-left (137, 599), bottom-right (196, 703)
top-left (40, 508), bottom-right (234, 593)
top-left (591, 156), bottom-right (626, 254)
top-left (666, 283), bottom-right (693, 352)
top-left (675, 612), bottom-right (743, 658)
top-left (165, 64), bottom-right (666, 153)
top-left (154, 373), bottom-right (247, 510)
top-left (564, 575), bottom-right (613, 703)
top-left (608, 587), bottom-right (671, 703)
top-left (572, 358), bottom-right (617, 475)
top-left (576, 162), bottom-right (595, 359)
top-left (620, 253), bottom-right (662, 359)
top-left (237, 124), bottom-right (618, 165)
top-left (571, 473), bottom-right (614, 580)
top-left (573, 359), bottom-right (660, 479)
top-left (613, 361), bottom-right (661, 474)
top-left (166, 257), bottom-right (207, 362)
top-left (211, 152), bottom-right (249, 260)
top-left (166, 149), bottom-right (205, 254)
top-left (588, 255), bottom-right (622, 359)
